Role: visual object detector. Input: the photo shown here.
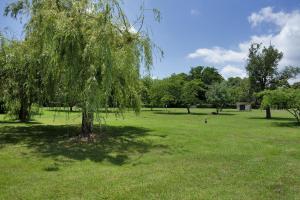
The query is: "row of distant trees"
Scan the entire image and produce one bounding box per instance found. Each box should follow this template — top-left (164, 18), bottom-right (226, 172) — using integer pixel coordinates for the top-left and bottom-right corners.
top-left (140, 67), bottom-right (248, 114)
top-left (140, 44), bottom-right (300, 123)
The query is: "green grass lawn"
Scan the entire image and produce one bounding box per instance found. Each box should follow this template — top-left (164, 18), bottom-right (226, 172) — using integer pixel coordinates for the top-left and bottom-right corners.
top-left (0, 108), bottom-right (300, 199)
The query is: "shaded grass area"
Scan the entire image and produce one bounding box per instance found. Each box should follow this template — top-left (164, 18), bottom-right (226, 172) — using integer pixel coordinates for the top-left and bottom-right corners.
top-left (0, 124), bottom-right (167, 165)
top-left (0, 108), bottom-right (300, 199)
top-left (0, 120), bottom-right (41, 125)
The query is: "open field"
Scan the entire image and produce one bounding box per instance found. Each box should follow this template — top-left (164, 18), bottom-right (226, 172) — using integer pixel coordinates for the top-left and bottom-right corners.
top-left (0, 108), bottom-right (300, 199)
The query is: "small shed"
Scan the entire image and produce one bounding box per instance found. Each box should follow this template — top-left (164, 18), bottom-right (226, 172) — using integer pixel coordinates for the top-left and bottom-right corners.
top-left (236, 102), bottom-right (251, 111)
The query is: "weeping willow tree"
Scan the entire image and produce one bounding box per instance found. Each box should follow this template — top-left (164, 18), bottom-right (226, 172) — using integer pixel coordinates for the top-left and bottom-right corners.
top-left (5, 0), bottom-right (159, 137)
top-left (0, 36), bottom-right (42, 121)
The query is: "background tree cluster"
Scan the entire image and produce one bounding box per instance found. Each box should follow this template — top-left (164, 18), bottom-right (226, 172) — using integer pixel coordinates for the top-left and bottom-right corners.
top-left (140, 44), bottom-right (300, 117)
top-left (140, 66), bottom-right (252, 114)
top-left (246, 43), bottom-right (300, 119)
top-left (260, 88), bottom-right (300, 124)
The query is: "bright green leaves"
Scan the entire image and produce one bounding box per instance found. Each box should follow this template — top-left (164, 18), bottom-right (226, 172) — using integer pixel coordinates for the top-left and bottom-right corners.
top-left (260, 88), bottom-right (300, 124)
top-left (14, 0), bottom-right (157, 115)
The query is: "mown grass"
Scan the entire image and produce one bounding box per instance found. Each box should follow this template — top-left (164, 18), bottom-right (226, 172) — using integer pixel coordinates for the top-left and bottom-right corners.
top-left (0, 108), bottom-right (300, 199)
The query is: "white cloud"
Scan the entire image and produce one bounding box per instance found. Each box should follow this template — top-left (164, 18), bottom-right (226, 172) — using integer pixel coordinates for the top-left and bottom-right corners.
top-left (187, 7), bottom-right (300, 78)
top-left (190, 9), bottom-right (200, 16)
top-left (248, 7), bottom-right (291, 27)
top-left (289, 77), bottom-right (300, 84)
top-left (187, 47), bottom-right (246, 64)
top-left (221, 65), bottom-right (247, 79)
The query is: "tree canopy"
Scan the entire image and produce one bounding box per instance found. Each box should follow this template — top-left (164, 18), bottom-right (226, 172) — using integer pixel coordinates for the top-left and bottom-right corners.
top-left (261, 88), bottom-right (300, 125)
top-left (181, 79), bottom-right (205, 114)
top-left (246, 44), bottom-right (283, 93)
top-left (0, 37), bottom-right (43, 121)
top-left (206, 82), bottom-right (231, 114)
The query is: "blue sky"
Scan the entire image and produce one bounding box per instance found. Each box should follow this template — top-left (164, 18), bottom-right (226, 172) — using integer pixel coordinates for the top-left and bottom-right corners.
top-left (1, 0), bottom-right (300, 79)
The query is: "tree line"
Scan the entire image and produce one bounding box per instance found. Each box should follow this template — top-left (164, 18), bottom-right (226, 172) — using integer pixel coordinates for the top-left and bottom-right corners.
top-left (140, 66), bottom-right (249, 114)
top-left (140, 44), bottom-right (300, 123)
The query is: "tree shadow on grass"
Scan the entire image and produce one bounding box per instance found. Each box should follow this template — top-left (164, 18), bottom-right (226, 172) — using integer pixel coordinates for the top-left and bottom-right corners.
top-left (0, 124), bottom-right (168, 167)
top-left (47, 108), bottom-right (121, 114)
top-left (248, 116), bottom-right (300, 128)
top-left (272, 121), bottom-right (300, 128)
top-left (141, 109), bottom-right (164, 112)
top-left (216, 113), bottom-right (236, 116)
top-left (153, 111), bottom-right (207, 116)
top-left (221, 110), bottom-right (240, 113)
top-left (47, 109), bottom-right (82, 113)
top-left (0, 120), bottom-right (42, 125)
top-left (153, 111), bottom-right (236, 116)
top-left (248, 117), bottom-right (295, 121)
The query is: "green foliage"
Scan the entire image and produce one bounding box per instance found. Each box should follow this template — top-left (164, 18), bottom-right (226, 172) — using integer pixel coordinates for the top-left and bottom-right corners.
top-left (246, 43), bottom-right (283, 92)
top-left (245, 43), bottom-right (300, 118)
top-left (275, 66), bottom-right (300, 87)
top-left (181, 79), bottom-right (205, 113)
top-left (189, 66), bottom-right (223, 101)
top-left (140, 76), bottom-right (153, 108)
top-left (35, 2), bottom-right (147, 112)
top-left (261, 88), bottom-right (300, 124)
top-left (293, 82), bottom-right (300, 89)
top-left (148, 74), bottom-right (187, 107)
top-left (149, 79), bottom-right (165, 107)
top-left (227, 77), bottom-right (252, 103)
top-left (246, 43), bottom-right (299, 93)
top-left (189, 66), bottom-right (223, 85)
top-left (0, 39), bottom-right (41, 121)
top-left (4, 0), bottom-right (29, 18)
top-left (162, 74), bottom-right (186, 106)
top-left (206, 82), bottom-right (231, 113)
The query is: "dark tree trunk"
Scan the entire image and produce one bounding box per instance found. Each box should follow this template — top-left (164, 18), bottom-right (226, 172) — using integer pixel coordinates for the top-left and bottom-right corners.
top-left (266, 106), bottom-right (271, 119)
top-left (81, 111), bottom-right (94, 138)
top-left (18, 88), bottom-right (31, 122)
top-left (296, 117), bottom-right (300, 125)
top-left (70, 106), bottom-right (73, 112)
top-left (19, 102), bottom-right (30, 122)
top-left (187, 106), bottom-right (190, 114)
top-left (288, 109), bottom-right (300, 125)
top-left (0, 102), bottom-right (5, 114)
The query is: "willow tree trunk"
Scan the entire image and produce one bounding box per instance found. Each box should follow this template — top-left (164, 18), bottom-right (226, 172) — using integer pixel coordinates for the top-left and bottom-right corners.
top-left (19, 101), bottom-right (30, 122)
top-left (266, 106), bottom-right (271, 119)
top-left (187, 106), bottom-right (191, 114)
top-left (296, 116), bottom-right (300, 125)
top-left (81, 111), bottom-right (94, 138)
